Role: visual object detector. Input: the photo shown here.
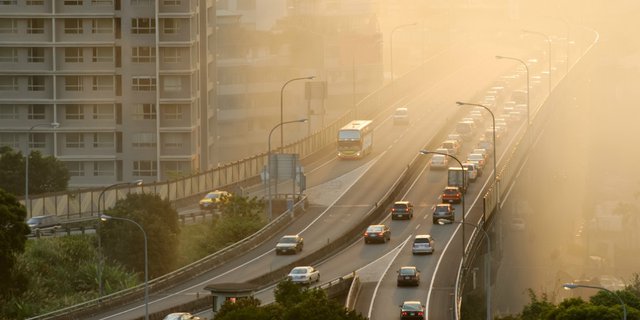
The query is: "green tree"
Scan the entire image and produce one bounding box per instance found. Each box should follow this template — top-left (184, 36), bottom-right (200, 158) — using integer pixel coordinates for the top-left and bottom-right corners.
top-left (0, 188), bottom-right (30, 298)
top-left (0, 146), bottom-right (69, 196)
top-left (101, 193), bottom-right (180, 278)
top-left (204, 195), bottom-right (265, 251)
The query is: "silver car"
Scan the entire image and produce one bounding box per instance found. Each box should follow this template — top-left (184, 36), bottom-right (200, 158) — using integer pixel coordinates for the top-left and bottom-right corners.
top-left (412, 234), bottom-right (434, 255)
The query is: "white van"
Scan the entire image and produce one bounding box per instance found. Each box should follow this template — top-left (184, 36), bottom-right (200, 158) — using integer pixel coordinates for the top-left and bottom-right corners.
top-left (393, 107), bottom-right (409, 125)
top-left (462, 162), bottom-right (479, 182)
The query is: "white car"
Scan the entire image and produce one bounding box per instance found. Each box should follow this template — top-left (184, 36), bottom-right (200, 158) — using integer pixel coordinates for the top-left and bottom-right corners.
top-left (288, 266), bottom-right (320, 284)
top-left (163, 312), bottom-right (201, 320)
top-left (430, 154), bottom-right (449, 169)
top-left (393, 107), bottom-right (409, 125)
top-left (467, 153), bottom-right (486, 170)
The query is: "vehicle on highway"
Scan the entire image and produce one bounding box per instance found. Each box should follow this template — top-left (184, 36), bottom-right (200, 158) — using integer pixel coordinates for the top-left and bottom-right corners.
top-left (462, 162), bottom-right (478, 182)
top-left (455, 120), bottom-right (475, 140)
top-left (447, 166), bottom-right (469, 192)
top-left (337, 120), bottom-right (374, 159)
top-left (411, 234), bottom-right (434, 255)
top-left (363, 224), bottom-right (390, 244)
top-left (397, 266), bottom-right (421, 286)
top-left (466, 153), bottom-right (486, 171)
top-left (198, 190), bottom-right (231, 211)
top-left (275, 234), bottom-right (304, 255)
top-left (511, 216), bottom-right (526, 231)
top-left (287, 266), bottom-right (320, 284)
top-left (162, 312), bottom-right (201, 320)
top-left (476, 139), bottom-right (493, 153)
top-left (393, 107), bottom-right (410, 125)
top-left (430, 154), bottom-right (448, 170)
top-left (446, 133), bottom-right (464, 147)
top-left (433, 203), bottom-right (454, 224)
top-left (391, 201), bottom-right (414, 220)
top-left (441, 140), bottom-right (460, 156)
top-left (473, 148), bottom-right (489, 162)
top-left (27, 215), bottom-right (61, 234)
top-left (441, 186), bottom-right (462, 203)
top-left (399, 301), bottom-right (425, 320)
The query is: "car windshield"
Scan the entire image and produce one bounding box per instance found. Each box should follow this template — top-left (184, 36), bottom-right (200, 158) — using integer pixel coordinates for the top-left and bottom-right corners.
top-left (290, 268), bottom-right (308, 274)
top-left (414, 238), bottom-right (430, 244)
top-left (393, 204), bottom-right (408, 210)
top-left (402, 302), bottom-right (422, 311)
top-left (27, 217), bottom-right (43, 224)
top-left (468, 154), bottom-right (483, 160)
top-left (205, 193), bottom-right (220, 199)
top-left (435, 205), bottom-right (449, 213)
top-left (395, 108), bottom-right (407, 116)
top-left (367, 226), bottom-right (383, 232)
top-left (399, 268), bottom-right (416, 276)
top-left (444, 189), bottom-right (458, 194)
top-left (279, 237), bottom-right (297, 243)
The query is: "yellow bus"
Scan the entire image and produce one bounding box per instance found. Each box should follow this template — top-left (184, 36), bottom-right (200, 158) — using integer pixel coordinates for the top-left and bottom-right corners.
top-left (337, 120), bottom-right (373, 159)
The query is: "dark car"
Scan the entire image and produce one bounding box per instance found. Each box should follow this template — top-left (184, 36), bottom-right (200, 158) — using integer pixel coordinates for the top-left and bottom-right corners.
top-left (397, 266), bottom-right (421, 286)
top-left (441, 186), bottom-right (462, 203)
top-left (391, 201), bottom-right (414, 220)
top-left (400, 301), bottom-right (425, 320)
top-left (275, 235), bottom-right (304, 255)
top-left (363, 224), bottom-right (390, 244)
top-left (27, 215), bottom-right (61, 234)
top-left (433, 203), bottom-right (455, 224)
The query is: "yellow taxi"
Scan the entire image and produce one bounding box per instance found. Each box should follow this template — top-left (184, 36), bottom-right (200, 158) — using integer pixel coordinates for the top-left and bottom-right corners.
top-left (198, 190), bottom-right (231, 211)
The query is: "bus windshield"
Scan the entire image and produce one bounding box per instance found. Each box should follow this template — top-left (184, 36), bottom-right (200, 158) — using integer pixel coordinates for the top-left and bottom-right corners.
top-left (338, 130), bottom-right (361, 141)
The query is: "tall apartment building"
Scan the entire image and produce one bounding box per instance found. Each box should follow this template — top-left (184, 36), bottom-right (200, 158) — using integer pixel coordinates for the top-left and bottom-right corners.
top-left (0, 0), bottom-right (216, 188)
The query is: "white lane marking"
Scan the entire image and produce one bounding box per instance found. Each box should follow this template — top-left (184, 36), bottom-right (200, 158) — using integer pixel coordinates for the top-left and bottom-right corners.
top-left (425, 219), bottom-right (461, 316)
top-left (367, 235), bottom-right (411, 319)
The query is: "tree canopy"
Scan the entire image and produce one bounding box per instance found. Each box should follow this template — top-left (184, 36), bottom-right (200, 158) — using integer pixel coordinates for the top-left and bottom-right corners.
top-left (0, 146), bottom-right (69, 196)
top-left (0, 188), bottom-right (30, 298)
top-left (214, 279), bottom-right (367, 320)
top-left (101, 193), bottom-right (180, 279)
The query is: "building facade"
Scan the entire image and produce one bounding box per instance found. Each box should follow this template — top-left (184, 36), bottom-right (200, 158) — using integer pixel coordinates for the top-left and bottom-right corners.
top-left (0, 0), bottom-right (216, 187)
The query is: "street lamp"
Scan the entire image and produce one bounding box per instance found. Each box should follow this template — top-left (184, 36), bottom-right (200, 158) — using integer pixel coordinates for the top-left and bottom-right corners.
top-left (101, 214), bottom-right (149, 320)
top-left (455, 101), bottom-right (498, 210)
top-left (419, 150), bottom-right (466, 258)
top-left (25, 122), bottom-right (59, 215)
top-left (439, 219), bottom-right (491, 320)
top-left (97, 180), bottom-right (143, 299)
top-left (280, 76), bottom-right (314, 151)
top-left (563, 283), bottom-right (627, 320)
top-left (522, 29), bottom-right (552, 94)
top-left (390, 22), bottom-right (418, 82)
top-left (268, 119), bottom-right (307, 221)
top-left (496, 55), bottom-right (531, 126)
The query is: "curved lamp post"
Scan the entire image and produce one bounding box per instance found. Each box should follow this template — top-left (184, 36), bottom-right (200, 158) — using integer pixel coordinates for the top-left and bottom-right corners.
top-left (280, 76), bottom-right (314, 151)
top-left (419, 150), bottom-right (466, 258)
top-left (97, 180), bottom-right (143, 299)
top-left (522, 29), bottom-right (552, 94)
top-left (101, 214), bottom-right (149, 320)
top-left (268, 119), bottom-right (307, 221)
top-left (439, 219), bottom-right (491, 320)
top-left (455, 101), bottom-right (498, 210)
top-left (496, 55), bottom-right (530, 126)
top-left (25, 122), bottom-right (60, 215)
top-left (563, 283), bottom-right (627, 320)
top-left (390, 22), bottom-right (418, 82)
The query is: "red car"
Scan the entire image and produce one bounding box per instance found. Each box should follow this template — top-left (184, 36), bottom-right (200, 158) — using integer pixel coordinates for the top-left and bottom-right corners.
top-left (441, 186), bottom-right (462, 204)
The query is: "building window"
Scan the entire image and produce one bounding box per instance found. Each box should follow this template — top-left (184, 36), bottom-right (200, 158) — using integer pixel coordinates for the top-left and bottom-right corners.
top-left (27, 19), bottom-right (45, 34)
top-left (92, 47), bottom-right (113, 62)
top-left (92, 19), bottom-right (112, 34)
top-left (65, 47), bottom-right (83, 63)
top-left (132, 103), bottom-right (156, 120)
top-left (28, 104), bottom-right (46, 119)
top-left (65, 76), bottom-right (83, 91)
top-left (163, 134), bottom-right (183, 148)
top-left (27, 0), bottom-right (45, 4)
top-left (163, 76), bottom-right (182, 92)
top-left (29, 133), bottom-right (46, 149)
top-left (133, 160), bottom-right (157, 176)
top-left (163, 0), bottom-right (180, 5)
top-left (132, 47), bottom-right (155, 63)
top-left (0, 0), bottom-right (17, 5)
top-left (131, 0), bottom-right (152, 5)
top-left (0, 133), bottom-right (19, 148)
top-left (93, 161), bottom-right (114, 176)
top-left (132, 132), bottom-right (156, 148)
top-left (92, 76), bottom-right (113, 91)
top-left (0, 76), bottom-right (18, 91)
top-left (28, 76), bottom-right (45, 91)
top-left (64, 19), bottom-right (83, 34)
top-left (93, 133), bottom-right (114, 148)
top-left (64, 0), bottom-right (83, 5)
top-left (65, 133), bottom-right (84, 148)
top-left (163, 18), bottom-right (179, 34)
top-left (131, 18), bottom-right (155, 34)
top-left (162, 47), bottom-right (180, 63)
top-left (27, 47), bottom-right (45, 63)
top-left (65, 105), bottom-right (84, 120)
top-left (91, 0), bottom-right (112, 5)
top-left (66, 162), bottom-right (85, 177)
top-left (132, 76), bottom-right (156, 91)
top-left (163, 104), bottom-right (183, 120)
top-left (0, 48), bottom-right (17, 62)
top-left (0, 105), bottom-right (19, 120)
top-left (0, 19), bottom-right (17, 34)
top-left (92, 104), bottom-right (113, 119)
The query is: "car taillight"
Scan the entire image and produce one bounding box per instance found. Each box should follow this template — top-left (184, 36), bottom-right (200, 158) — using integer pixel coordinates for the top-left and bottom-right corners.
top-left (418, 311), bottom-right (424, 316)
top-left (401, 312), bottom-right (408, 316)
top-left (378, 232), bottom-right (384, 236)
top-left (392, 208), bottom-right (396, 211)
top-left (364, 232), bottom-right (368, 236)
